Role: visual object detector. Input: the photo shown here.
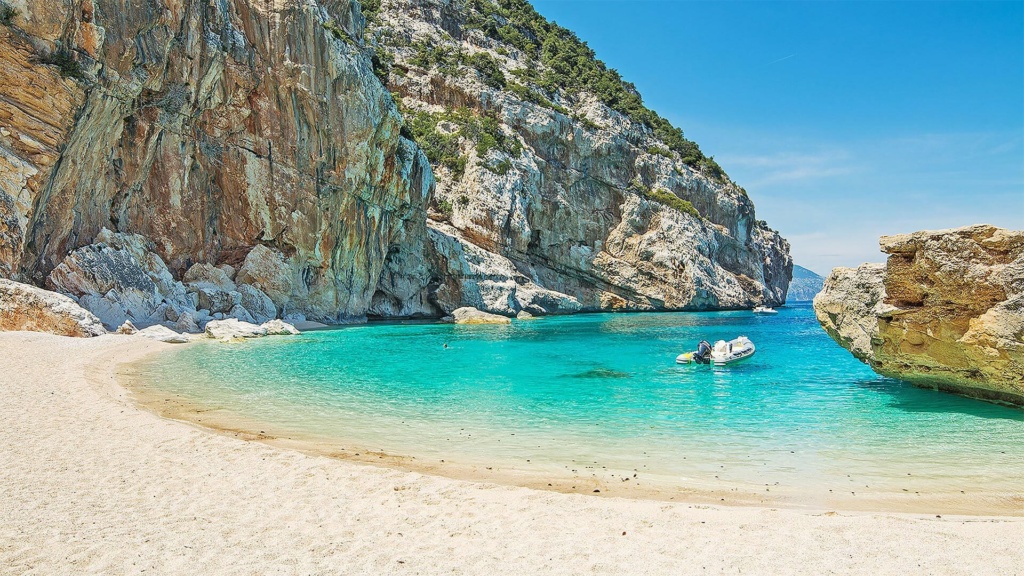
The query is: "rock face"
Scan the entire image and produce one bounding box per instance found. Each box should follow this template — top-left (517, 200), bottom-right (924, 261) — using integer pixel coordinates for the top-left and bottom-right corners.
top-left (0, 0), bottom-right (432, 324)
top-left (787, 265), bottom-right (825, 302)
top-left (0, 279), bottom-right (106, 337)
top-left (1, 0), bottom-right (791, 326)
top-left (367, 0), bottom-right (792, 315)
top-left (814, 225), bottom-right (1024, 406)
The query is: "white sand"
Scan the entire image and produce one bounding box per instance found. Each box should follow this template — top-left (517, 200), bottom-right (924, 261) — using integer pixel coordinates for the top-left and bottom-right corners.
top-left (1, 331), bottom-right (1022, 575)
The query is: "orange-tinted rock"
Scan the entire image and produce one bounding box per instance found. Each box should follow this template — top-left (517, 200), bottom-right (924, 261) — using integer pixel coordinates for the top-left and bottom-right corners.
top-left (815, 225), bottom-right (1024, 406)
top-left (1, 0), bottom-right (435, 323)
top-left (0, 279), bottom-right (106, 337)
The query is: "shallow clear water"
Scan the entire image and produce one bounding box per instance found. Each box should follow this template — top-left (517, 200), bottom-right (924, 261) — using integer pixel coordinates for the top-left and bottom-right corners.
top-left (136, 303), bottom-right (1024, 506)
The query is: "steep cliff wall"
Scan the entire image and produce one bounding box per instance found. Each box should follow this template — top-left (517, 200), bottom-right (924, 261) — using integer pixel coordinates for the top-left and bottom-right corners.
top-left (366, 0), bottom-right (792, 316)
top-left (814, 225), bottom-right (1024, 406)
top-left (0, 0), bottom-right (432, 323)
top-left (1, 0), bottom-right (791, 328)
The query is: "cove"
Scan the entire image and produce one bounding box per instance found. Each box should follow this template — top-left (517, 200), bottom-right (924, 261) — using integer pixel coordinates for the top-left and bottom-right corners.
top-left (130, 303), bottom-right (1024, 513)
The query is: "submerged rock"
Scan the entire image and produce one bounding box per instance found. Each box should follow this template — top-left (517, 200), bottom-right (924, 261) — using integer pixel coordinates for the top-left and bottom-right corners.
top-left (814, 225), bottom-right (1024, 405)
top-left (0, 279), bottom-right (107, 337)
top-left (452, 307), bottom-right (512, 325)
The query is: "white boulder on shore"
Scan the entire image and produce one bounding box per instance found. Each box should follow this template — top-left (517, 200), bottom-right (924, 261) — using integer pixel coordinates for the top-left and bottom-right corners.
top-left (0, 277), bottom-right (301, 343)
top-left (204, 318), bottom-right (300, 339)
top-left (452, 307), bottom-right (512, 325)
top-left (137, 325), bottom-right (192, 344)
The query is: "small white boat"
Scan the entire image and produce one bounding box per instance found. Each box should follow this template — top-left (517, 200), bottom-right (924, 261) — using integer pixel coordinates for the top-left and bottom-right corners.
top-left (752, 305), bottom-right (778, 314)
top-left (709, 336), bottom-right (755, 365)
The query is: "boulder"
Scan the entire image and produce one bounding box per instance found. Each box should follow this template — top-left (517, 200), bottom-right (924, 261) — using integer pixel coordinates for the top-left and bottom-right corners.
top-left (228, 304), bottom-right (256, 324)
top-left (236, 245), bottom-right (293, 309)
top-left (45, 229), bottom-right (194, 330)
top-left (173, 312), bottom-right (201, 333)
top-left (136, 325), bottom-right (191, 344)
top-left (194, 286), bottom-right (240, 314)
top-left (0, 279), bottom-right (107, 337)
top-left (204, 318), bottom-right (268, 339)
top-left (237, 284), bottom-right (277, 324)
top-left (47, 242), bottom-right (162, 329)
top-left (452, 307), bottom-right (512, 325)
top-left (78, 293), bottom-right (129, 331)
top-left (183, 263), bottom-right (236, 292)
top-left (516, 285), bottom-right (583, 316)
top-left (260, 319), bottom-right (301, 335)
top-left (116, 321), bottom-right (138, 335)
top-left (516, 310), bottom-right (536, 320)
top-left (814, 225), bottom-right (1024, 405)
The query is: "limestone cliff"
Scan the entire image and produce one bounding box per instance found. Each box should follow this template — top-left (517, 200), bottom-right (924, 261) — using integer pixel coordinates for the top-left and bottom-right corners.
top-left (1, 0), bottom-right (791, 330)
top-left (0, 0), bottom-right (431, 323)
top-left (814, 225), bottom-right (1024, 406)
top-left (366, 0), bottom-right (792, 316)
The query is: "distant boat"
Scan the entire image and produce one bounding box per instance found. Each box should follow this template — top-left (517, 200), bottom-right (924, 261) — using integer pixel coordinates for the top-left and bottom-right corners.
top-left (752, 305), bottom-right (778, 314)
top-left (710, 336), bottom-right (755, 365)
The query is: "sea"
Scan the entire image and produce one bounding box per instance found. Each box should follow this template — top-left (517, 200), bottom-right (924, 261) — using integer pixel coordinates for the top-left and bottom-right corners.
top-left (132, 302), bottom-right (1024, 512)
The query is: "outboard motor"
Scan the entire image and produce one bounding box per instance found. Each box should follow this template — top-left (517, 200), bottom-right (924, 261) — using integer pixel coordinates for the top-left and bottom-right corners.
top-left (694, 340), bottom-right (712, 364)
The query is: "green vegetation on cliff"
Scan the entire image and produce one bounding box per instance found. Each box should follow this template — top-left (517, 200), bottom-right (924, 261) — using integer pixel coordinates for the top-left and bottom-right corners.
top-left (404, 106), bottom-right (522, 178)
top-left (628, 179), bottom-right (701, 219)
top-left (464, 0), bottom-right (725, 180)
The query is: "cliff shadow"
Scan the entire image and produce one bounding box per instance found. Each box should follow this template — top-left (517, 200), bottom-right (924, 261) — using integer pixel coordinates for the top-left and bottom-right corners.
top-left (854, 378), bottom-right (1024, 421)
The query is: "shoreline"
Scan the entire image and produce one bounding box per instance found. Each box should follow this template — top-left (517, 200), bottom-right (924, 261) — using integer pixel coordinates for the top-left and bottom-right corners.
top-left (3, 330), bottom-right (1023, 573)
top-left (122, 354), bottom-right (1024, 517)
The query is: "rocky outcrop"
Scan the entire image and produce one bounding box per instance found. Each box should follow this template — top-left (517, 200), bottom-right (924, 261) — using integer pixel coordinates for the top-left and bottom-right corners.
top-left (814, 263), bottom-right (892, 361)
top-left (0, 278), bottom-right (106, 337)
top-left (814, 225), bottom-right (1024, 405)
top-left (452, 306), bottom-right (511, 324)
top-left (368, 0), bottom-right (792, 314)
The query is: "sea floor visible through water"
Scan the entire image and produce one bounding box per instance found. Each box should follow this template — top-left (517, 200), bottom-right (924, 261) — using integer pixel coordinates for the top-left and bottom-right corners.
top-left (128, 303), bottom-right (1024, 514)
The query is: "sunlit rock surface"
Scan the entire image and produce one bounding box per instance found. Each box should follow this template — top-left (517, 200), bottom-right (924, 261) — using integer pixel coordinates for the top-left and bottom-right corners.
top-left (815, 225), bottom-right (1024, 406)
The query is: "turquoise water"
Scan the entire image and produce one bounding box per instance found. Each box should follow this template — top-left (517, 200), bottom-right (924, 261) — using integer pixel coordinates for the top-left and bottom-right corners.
top-left (136, 303), bottom-right (1024, 508)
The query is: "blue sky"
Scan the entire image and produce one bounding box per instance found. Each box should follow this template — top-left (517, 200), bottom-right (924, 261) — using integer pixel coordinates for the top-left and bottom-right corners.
top-left (529, 0), bottom-right (1024, 275)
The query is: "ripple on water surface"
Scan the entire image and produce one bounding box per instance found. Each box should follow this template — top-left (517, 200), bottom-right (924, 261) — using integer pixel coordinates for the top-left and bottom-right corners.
top-left (135, 303), bottom-right (1024, 511)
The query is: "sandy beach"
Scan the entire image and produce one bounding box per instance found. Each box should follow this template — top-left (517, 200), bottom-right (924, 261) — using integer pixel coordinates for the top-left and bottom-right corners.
top-left (1, 331), bottom-right (1022, 575)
